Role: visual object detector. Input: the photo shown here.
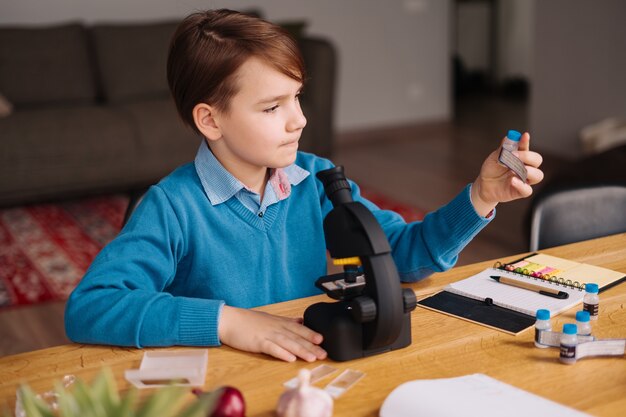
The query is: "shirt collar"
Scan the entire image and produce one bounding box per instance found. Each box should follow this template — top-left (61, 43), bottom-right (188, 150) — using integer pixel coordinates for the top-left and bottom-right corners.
top-left (194, 141), bottom-right (309, 206)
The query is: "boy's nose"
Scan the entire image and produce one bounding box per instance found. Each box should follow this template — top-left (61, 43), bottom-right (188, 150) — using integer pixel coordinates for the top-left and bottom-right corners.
top-left (287, 107), bottom-right (307, 132)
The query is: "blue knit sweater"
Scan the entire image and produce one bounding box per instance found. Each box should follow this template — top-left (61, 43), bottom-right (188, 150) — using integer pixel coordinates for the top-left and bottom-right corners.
top-left (65, 151), bottom-right (491, 348)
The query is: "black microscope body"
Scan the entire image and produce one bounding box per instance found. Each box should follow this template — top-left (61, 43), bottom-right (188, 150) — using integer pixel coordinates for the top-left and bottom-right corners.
top-left (303, 166), bottom-right (417, 361)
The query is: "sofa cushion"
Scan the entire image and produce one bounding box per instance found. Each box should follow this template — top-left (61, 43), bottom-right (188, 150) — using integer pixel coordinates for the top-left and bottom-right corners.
top-left (115, 98), bottom-right (201, 181)
top-left (0, 106), bottom-right (137, 205)
top-left (92, 21), bottom-right (178, 103)
top-left (0, 23), bottom-right (97, 107)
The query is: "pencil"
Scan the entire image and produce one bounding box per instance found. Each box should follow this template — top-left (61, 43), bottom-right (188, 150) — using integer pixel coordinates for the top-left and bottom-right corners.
top-left (490, 276), bottom-right (569, 299)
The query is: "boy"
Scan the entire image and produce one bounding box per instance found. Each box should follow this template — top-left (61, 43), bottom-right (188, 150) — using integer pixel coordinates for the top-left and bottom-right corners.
top-left (65, 9), bottom-right (544, 362)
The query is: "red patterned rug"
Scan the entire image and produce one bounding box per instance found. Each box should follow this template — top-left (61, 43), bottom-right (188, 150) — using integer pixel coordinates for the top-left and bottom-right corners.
top-left (0, 189), bottom-right (424, 309)
top-left (0, 195), bottom-right (128, 309)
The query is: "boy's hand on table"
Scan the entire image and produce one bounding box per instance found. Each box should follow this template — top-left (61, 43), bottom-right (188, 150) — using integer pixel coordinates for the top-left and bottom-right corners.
top-left (471, 132), bottom-right (544, 217)
top-left (218, 305), bottom-right (327, 362)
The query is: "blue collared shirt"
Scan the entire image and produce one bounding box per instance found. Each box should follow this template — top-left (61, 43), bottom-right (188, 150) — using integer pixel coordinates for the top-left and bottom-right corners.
top-left (194, 141), bottom-right (309, 216)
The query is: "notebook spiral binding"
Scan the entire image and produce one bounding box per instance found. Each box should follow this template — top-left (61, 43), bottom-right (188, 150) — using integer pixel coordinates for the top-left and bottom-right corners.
top-left (493, 261), bottom-right (585, 291)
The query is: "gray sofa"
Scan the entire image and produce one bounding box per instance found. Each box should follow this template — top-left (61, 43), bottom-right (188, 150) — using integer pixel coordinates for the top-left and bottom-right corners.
top-left (0, 19), bottom-right (335, 206)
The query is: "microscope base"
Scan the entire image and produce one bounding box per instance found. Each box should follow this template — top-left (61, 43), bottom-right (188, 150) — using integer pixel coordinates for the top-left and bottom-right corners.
top-left (304, 301), bottom-right (413, 362)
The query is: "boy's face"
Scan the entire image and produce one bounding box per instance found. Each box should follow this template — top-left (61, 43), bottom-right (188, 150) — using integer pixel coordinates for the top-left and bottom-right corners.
top-left (209, 57), bottom-right (307, 176)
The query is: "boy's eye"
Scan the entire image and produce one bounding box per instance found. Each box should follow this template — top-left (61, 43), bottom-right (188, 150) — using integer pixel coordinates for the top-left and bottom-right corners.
top-left (264, 104), bottom-right (279, 113)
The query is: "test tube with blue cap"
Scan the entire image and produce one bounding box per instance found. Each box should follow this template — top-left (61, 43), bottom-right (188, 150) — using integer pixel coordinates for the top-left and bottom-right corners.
top-left (502, 129), bottom-right (522, 152)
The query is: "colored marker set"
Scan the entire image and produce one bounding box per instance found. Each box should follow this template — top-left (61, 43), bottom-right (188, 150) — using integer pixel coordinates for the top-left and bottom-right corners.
top-left (503, 259), bottom-right (561, 279)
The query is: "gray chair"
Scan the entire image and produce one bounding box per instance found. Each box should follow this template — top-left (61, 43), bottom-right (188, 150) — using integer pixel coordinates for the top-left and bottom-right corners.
top-left (529, 184), bottom-right (626, 251)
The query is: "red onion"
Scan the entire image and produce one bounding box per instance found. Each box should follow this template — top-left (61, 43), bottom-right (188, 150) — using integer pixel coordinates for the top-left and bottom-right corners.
top-left (193, 386), bottom-right (246, 417)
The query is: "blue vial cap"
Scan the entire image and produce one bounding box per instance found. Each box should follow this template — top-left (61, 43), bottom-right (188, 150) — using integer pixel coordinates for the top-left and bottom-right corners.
top-left (506, 129), bottom-right (522, 142)
top-left (585, 283), bottom-right (599, 293)
top-left (536, 309), bottom-right (550, 320)
top-left (563, 323), bottom-right (577, 335)
top-left (576, 310), bottom-right (590, 322)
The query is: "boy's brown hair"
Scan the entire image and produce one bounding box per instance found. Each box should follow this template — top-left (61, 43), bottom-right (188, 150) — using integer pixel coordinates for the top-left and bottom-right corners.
top-left (167, 9), bottom-right (306, 135)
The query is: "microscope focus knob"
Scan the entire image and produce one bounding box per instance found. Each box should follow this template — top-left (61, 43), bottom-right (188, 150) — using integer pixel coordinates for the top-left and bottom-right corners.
top-left (402, 288), bottom-right (417, 313)
top-left (349, 296), bottom-right (377, 323)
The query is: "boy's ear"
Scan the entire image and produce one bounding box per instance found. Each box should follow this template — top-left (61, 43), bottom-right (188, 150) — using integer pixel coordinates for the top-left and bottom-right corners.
top-left (192, 103), bottom-right (222, 141)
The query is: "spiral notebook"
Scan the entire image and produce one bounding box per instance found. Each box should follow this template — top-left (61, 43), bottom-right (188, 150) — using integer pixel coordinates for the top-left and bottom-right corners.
top-left (418, 253), bottom-right (626, 335)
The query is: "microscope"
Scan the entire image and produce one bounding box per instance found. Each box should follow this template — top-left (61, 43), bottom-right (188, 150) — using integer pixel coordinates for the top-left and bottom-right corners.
top-left (303, 166), bottom-right (417, 361)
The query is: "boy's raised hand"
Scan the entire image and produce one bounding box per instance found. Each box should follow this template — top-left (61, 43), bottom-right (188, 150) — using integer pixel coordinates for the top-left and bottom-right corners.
top-left (218, 305), bottom-right (327, 362)
top-left (470, 132), bottom-right (544, 217)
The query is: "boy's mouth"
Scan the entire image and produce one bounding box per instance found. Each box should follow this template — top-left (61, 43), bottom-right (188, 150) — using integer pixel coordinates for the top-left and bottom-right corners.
top-left (281, 139), bottom-right (299, 147)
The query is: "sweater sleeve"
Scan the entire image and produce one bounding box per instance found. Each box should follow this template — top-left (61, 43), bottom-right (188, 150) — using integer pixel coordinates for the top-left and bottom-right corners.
top-left (64, 186), bottom-right (224, 348)
top-left (351, 182), bottom-right (493, 282)
top-left (305, 155), bottom-right (492, 283)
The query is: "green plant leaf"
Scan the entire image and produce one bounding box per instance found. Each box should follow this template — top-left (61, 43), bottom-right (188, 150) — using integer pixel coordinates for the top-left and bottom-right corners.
top-left (54, 381), bottom-right (78, 417)
top-left (16, 386), bottom-right (55, 417)
top-left (89, 368), bottom-right (121, 416)
top-left (72, 379), bottom-right (108, 417)
top-left (116, 387), bottom-right (138, 417)
top-left (135, 385), bottom-right (187, 417)
top-left (15, 370), bottom-right (217, 417)
top-left (177, 393), bottom-right (217, 417)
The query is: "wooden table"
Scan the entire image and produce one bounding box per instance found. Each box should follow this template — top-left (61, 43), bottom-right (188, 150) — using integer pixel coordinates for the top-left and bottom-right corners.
top-left (2, 233), bottom-right (626, 416)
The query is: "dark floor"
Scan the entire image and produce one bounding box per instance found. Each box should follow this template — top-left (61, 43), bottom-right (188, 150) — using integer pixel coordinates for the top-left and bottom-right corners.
top-left (0, 93), bottom-right (567, 357)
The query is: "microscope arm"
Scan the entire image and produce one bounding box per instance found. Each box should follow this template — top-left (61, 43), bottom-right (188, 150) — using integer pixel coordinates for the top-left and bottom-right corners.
top-left (335, 203), bottom-right (405, 350)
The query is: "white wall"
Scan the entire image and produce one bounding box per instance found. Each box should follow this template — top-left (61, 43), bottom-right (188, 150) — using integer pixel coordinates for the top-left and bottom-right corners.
top-left (0, 0), bottom-right (452, 133)
top-left (455, 0), bottom-right (534, 83)
top-left (455, 1), bottom-right (491, 72)
top-left (530, 0), bottom-right (626, 159)
top-left (496, 0), bottom-right (534, 83)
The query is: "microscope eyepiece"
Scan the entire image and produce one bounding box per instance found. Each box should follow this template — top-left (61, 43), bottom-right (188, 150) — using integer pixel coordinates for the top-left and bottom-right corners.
top-left (316, 166), bottom-right (353, 206)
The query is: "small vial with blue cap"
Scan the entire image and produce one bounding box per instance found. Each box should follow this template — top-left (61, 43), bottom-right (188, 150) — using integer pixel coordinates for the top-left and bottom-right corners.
top-left (502, 129), bottom-right (522, 152)
top-left (534, 309), bottom-right (551, 348)
top-left (576, 310), bottom-right (592, 336)
top-left (559, 323), bottom-right (578, 364)
top-left (583, 283), bottom-right (599, 320)
top-left (498, 129), bottom-right (527, 182)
